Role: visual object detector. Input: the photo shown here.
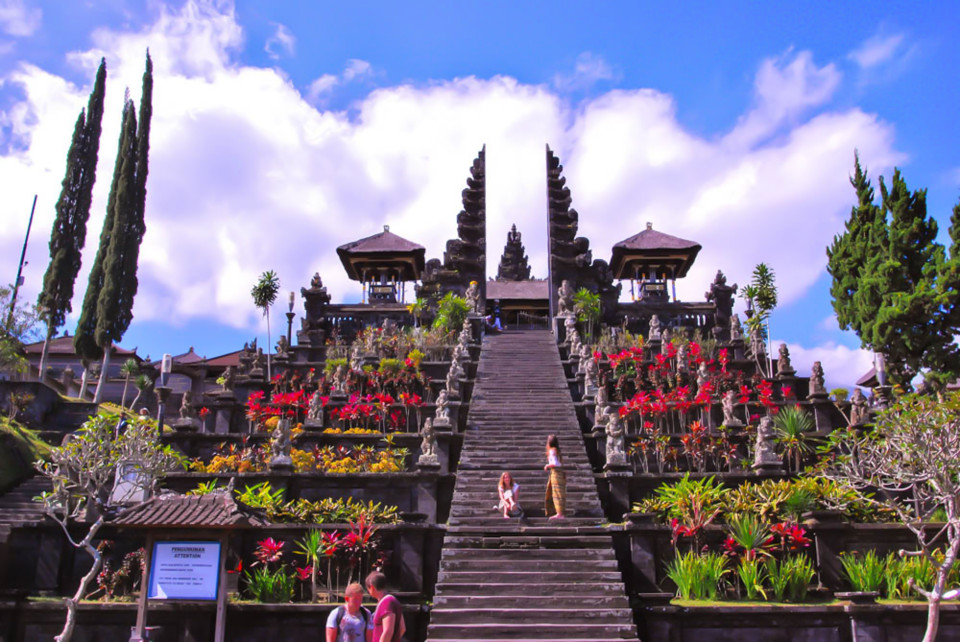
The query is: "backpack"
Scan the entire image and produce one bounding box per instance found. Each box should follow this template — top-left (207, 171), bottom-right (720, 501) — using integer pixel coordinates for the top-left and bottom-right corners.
top-left (333, 605), bottom-right (371, 636)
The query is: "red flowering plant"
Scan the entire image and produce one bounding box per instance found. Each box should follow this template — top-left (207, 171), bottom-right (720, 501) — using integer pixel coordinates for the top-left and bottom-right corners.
top-left (246, 390), bottom-right (267, 429)
top-left (372, 392), bottom-right (395, 433)
top-left (680, 420), bottom-right (709, 473)
top-left (770, 522), bottom-right (812, 552)
top-left (398, 392), bottom-right (423, 432)
top-left (253, 537), bottom-right (285, 567)
top-left (342, 515), bottom-right (380, 586)
top-left (198, 407), bottom-right (211, 420)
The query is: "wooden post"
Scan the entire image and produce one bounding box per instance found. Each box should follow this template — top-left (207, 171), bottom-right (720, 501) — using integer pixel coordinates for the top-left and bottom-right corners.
top-left (213, 533), bottom-right (229, 642)
top-left (132, 533), bottom-right (154, 640)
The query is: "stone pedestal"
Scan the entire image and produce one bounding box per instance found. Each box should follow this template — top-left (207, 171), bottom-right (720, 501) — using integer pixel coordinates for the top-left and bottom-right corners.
top-left (304, 418), bottom-right (324, 430)
top-left (173, 417), bottom-right (201, 432)
top-left (415, 467), bottom-right (440, 523)
top-left (752, 461), bottom-right (782, 475)
top-left (604, 469), bottom-right (632, 522)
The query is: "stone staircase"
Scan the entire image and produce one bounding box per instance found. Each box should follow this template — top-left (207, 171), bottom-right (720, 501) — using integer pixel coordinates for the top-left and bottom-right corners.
top-left (427, 329), bottom-right (638, 641)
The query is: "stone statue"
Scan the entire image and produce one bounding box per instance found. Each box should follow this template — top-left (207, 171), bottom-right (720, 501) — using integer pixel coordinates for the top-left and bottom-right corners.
top-left (730, 314), bottom-right (743, 341)
top-left (648, 314), bottom-right (662, 341)
top-left (594, 383), bottom-right (611, 428)
top-left (849, 388), bottom-right (868, 426)
top-left (307, 391), bottom-right (324, 422)
top-left (179, 390), bottom-right (196, 420)
top-left (722, 390), bottom-right (743, 427)
top-left (220, 366), bottom-right (236, 392)
top-left (605, 413), bottom-right (627, 467)
top-left (660, 328), bottom-right (672, 356)
top-left (310, 272), bottom-right (323, 289)
top-left (418, 417), bottom-right (439, 466)
top-left (275, 335), bottom-right (290, 359)
top-left (564, 316), bottom-right (578, 349)
top-left (697, 362), bottom-right (710, 391)
top-left (238, 340), bottom-right (255, 375)
top-left (776, 343), bottom-right (796, 377)
top-left (465, 280), bottom-right (482, 316)
top-left (706, 270), bottom-right (738, 332)
top-left (445, 362), bottom-right (462, 398)
top-left (557, 280), bottom-right (575, 317)
top-left (748, 321), bottom-right (765, 358)
top-left (350, 343), bottom-right (363, 371)
top-left (808, 361), bottom-right (827, 398)
top-left (434, 389), bottom-right (452, 428)
top-left (269, 418), bottom-right (293, 470)
top-left (676, 343), bottom-right (689, 373)
top-left (251, 348), bottom-right (265, 376)
top-left (332, 364), bottom-right (348, 396)
top-left (753, 416), bottom-right (781, 471)
top-left (583, 348), bottom-right (599, 398)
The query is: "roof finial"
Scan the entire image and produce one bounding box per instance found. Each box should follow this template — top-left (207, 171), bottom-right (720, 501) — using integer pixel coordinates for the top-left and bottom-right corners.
top-left (646, 222), bottom-right (653, 230)
top-left (383, 224), bottom-right (390, 232)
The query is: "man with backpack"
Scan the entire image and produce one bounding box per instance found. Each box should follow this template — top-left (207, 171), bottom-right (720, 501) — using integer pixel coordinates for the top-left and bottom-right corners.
top-left (325, 583), bottom-right (373, 642)
top-left (365, 571), bottom-right (406, 642)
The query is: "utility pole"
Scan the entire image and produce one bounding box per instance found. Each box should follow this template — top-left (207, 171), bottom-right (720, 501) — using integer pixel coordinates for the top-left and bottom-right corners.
top-left (7, 195), bottom-right (37, 328)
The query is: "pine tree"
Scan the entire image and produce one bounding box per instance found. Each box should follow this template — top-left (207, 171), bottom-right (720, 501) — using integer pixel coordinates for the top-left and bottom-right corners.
top-left (37, 58), bottom-right (106, 377)
top-left (827, 156), bottom-right (960, 389)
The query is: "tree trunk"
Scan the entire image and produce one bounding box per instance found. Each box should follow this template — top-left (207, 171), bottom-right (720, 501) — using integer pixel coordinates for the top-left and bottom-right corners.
top-left (55, 515), bottom-right (104, 642)
top-left (121, 374), bottom-right (130, 409)
top-left (38, 323), bottom-right (52, 382)
top-left (266, 307), bottom-right (272, 381)
top-left (922, 597), bottom-right (940, 642)
top-left (78, 367), bottom-right (89, 399)
top-left (93, 346), bottom-right (111, 405)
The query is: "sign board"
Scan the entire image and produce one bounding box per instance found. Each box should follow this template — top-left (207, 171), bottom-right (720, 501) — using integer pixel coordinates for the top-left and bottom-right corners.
top-left (147, 541), bottom-right (221, 600)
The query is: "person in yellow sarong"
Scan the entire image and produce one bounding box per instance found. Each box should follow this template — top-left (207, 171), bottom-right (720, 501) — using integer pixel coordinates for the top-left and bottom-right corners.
top-left (544, 434), bottom-right (566, 519)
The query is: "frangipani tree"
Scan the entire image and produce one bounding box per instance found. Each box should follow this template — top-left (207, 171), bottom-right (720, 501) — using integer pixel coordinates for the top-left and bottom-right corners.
top-left (822, 392), bottom-right (960, 642)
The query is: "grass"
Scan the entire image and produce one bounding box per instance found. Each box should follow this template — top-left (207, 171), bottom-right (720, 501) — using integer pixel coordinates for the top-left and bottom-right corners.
top-left (672, 598), bottom-right (841, 607)
top-left (0, 416), bottom-right (51, 490)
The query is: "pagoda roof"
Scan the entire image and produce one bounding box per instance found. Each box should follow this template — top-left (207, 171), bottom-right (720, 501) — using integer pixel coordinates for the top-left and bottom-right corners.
top-left (337, 226), bottom-right (426, 282)
top-left (487, 279), bottom-right (549, 301)
top-left (610, 222), bottom-right (702, 280)
top-left (113, 489), bottom-right (268, 530)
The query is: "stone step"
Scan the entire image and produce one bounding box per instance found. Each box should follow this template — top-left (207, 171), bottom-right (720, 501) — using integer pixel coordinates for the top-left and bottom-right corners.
top-left (437, 568), bottom-right (621, 584)
top-left (447, 517), bottom-right (605, 528)
top-left (429, 607), bottom-right (633, 624)
top-left (432, 595), bottom-right (629, 609)
top-left (426, 622), bottom-right (637, 640)
top-left (439, 547), bottom-right (616, 560)
top-left (441, 535), bottom-right (616, 549)
top-left (437, 558), bottom-right (619, 572)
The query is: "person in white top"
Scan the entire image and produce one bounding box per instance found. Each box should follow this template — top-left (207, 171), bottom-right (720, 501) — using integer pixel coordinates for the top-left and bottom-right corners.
top-left (544, 434), bottom-right (566, 519)
top-left (497, 471), bottom-right (521, 518)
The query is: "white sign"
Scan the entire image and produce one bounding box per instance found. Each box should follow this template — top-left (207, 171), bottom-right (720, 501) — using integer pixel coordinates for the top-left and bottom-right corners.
top-left (148, 541), bottom-right (221, 600)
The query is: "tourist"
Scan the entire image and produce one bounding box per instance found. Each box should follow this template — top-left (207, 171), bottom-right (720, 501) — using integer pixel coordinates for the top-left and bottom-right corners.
top-left (365, 571), bottom-right (406, 642)
top-left (496, 471), bottom-right (521, 518)
top-left (325, 582), bottom-right (373, 642)
top-left (544, 434), bottom-right (566, 520)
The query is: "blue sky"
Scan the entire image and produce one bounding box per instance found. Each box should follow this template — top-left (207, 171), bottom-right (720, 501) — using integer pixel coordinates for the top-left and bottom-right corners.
top-left (0, 0), bottom-right (957, 387)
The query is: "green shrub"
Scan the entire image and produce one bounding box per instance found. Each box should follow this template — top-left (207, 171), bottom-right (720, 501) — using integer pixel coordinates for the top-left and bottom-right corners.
top-left (666, 551), bottom-right (729, 600)
top-left (840, 550), bottom-right (885, 593)
top-left (766, 555), bottom-right (815, 602)
top-left (243, 566), bottom-right (295, 603)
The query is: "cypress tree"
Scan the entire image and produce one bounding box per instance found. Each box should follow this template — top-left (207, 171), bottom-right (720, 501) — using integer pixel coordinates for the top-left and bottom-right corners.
top-left (827, 156), bottom-right (960, 390)
top-left (77, 52), bottom-right (153, 402)
top-left (37, 58), bottom-right (106, 376)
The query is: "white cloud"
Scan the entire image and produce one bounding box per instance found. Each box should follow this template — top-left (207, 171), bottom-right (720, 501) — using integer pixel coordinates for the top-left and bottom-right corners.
top-left (553, 52), bottom-right (618, 92)
top-left (777, 340), bottom-right (874, 392)
top-left (307, 58), bottom-right (374, 102)
top-left (0, 1), bottom-right (905, 348)
top-left (0, 0), bottom-right (40, 37)
top-left (849, 33), bottom-right (904, 69)
top-left (725, 49), bottom-right (841, 149)
top-left (264, 22), bottom-right (295, 60)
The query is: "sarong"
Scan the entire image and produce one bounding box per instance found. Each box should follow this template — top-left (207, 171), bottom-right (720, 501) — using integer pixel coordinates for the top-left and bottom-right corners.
top-left (544, 467), bottom-right (567, 516)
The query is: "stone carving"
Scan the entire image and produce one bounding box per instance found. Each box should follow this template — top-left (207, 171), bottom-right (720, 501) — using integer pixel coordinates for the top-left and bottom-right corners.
top-left (557, 280), bottom-right (576, 318)
top-left (496, 224), bottom-right (532, 281)
top-left (418, 418), bottom-right (439, 466)
top-left (564, 316), bottom-right (577, 346)
top-left (676, 343), bottom-right (689, 373)
top-left (660, 329), bottom-right (672, 356)
top-left (275, 335), bottom-right (290, 360)
top-left (730, 314), bottom-right (743, 341)
top-left (220, 366), bottom-right (236, 393)
top-left (269, 418), bottom-right (293, 470)
top-left (776, 343), bottom-right (796, 377)
top-left (434, 389), bottom-right (452, 428)
top-left (250, 348), bottom-right (265, 377)
top-left (594, 383), bottom-right (612, 428)
top-left (722, 390), bottom-right (743, 427)
top-left (696, 362), bottom-right (710, 391)
top-left (417, 147), bottom-right (486, 301)
top-left (331, 364), bottom-right (348, 397)
top-left (583, 349), bottom-right (599, 398)
top-left (748, 320), bottom-right (765, 359)
top-left (239, 339), bottom-right (257, 375)
top-left (753, 416), bottom-right (781, 470)
top-left (350, 343), bottom-right (363, 371)
top-left (465, 280), bottom-right (482, 316)
top-left (307, 391), bottom-right (324, 422)
top-left (179, 390), bottom-right (196, 420)
top-left (605, 413), bottom-right (627, 467)
top-left (808, 361), bottom-right (827, 398)
top-left (849, 388), bottom-right (869, 426)
top-left (648, 314), bottom-right (662, 341)
top-left (706, 270), bottom-right (737, 335)
top-left (445, 362), bottom-right (462, 398)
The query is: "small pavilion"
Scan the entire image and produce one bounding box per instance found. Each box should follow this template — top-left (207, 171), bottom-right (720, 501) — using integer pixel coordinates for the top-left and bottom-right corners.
top-left (336, 225), bottom-right (426, 304)
top-left (610, 222), bottom-right (702, 302)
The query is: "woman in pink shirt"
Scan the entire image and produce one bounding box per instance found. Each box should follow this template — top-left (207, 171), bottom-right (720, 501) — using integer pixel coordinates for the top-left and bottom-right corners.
top-left (365, 571), bottom-right (405, 642)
